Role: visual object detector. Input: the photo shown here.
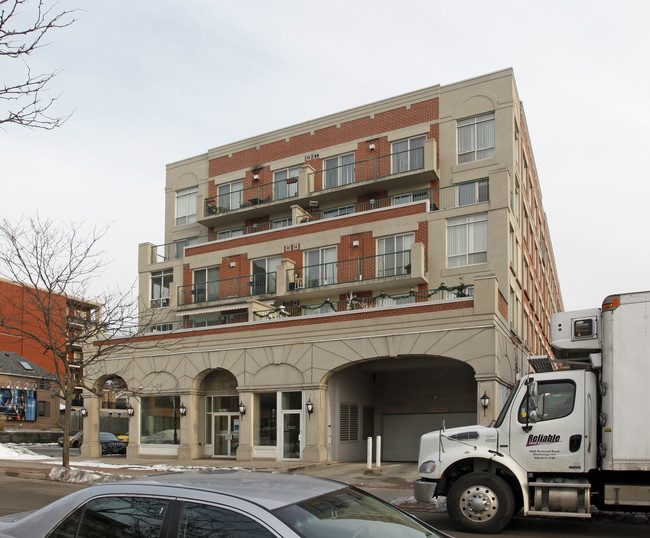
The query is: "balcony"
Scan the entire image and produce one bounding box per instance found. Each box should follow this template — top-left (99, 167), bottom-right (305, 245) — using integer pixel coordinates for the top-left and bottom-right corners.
top-left (141, 284), bottom-right (474, 334)
top-left (175, 247), bottom-right (427, 313)
top-left (177, 271), bottom-right (278, 307)
top-left (198, 139), bottom-right (438, 227)
top-left (254, 284), bottom-right (474, 320)
top-left (149, 178), bottom-right (489, 265)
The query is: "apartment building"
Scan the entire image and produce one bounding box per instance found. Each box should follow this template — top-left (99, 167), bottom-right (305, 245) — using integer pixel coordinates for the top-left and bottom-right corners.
top-left (83, 68), bottom-right (562, 463)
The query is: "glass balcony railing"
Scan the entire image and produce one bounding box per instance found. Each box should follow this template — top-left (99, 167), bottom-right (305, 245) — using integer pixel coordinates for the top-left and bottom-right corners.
top-left (288, 250), bottom-right (413, 291)
top-left (254, 284), bottom-right (474, 320)
top-left (177, 271), bottom-right (277, 306)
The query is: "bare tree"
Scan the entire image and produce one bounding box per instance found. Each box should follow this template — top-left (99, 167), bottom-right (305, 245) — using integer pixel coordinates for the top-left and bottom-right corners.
top-left (1, 0), bottom-right (76, 129)
top-left (0, 216), bottom-right (167, 468)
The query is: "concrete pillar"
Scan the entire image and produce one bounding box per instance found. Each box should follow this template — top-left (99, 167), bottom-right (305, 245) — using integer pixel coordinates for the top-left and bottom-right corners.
top-left (126, 398), bottom-right (141, 459)
top-left (236, 392), bottom-right (253, 461)
top-left (80, 392), bottom-right (101, 458)
top-left (178, 392), bottom-right (201, 460)
top-left (473, 274), bottom-right (500, 316)
top-left (302, 386), bottom-right (328, 462)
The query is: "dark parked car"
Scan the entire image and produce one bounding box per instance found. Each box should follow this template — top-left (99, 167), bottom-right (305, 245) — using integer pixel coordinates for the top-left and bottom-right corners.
top-left (0, 470), bottom-right (453, 537)
top-left (99, 432), bottom-right (126, 455)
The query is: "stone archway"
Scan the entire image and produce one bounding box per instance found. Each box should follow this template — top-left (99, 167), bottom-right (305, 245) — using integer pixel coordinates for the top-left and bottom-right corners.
top-left (327, 355), bottom-right (477, 462)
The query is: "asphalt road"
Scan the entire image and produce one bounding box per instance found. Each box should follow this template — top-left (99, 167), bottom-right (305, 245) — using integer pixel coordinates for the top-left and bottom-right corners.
top-left (0, 473), bottom-right (648, 538)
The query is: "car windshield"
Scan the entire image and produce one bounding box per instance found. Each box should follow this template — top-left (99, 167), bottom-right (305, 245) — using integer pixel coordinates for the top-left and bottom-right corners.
top-left (273, 486), bottom-right (441, 537)
top-left (99, 433), bottom-right (119, 442)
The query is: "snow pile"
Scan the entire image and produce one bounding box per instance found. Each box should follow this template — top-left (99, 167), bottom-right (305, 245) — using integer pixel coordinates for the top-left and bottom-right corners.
top-left (48, 466), bottom-right (118, 484)
top-left (0, 443), bottom-right (49, 460)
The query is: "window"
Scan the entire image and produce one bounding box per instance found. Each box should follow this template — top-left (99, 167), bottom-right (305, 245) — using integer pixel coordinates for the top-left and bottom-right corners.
top-left (305, 246), bottom-right (337, 287)
top-left (193, 267), bottom-right (220, 303)
top-left (51, 497), bottom-right (170, 538)
top-left (340, 403), bottom-right (359, 441)
top-left (251, 256), bottom-right (281, 295)
top-left (392, 190), bottom-right (428, 206)
top-left (518, 380), bottom-right (576, 423)
top-left (217, 180), bottom-right (243, 211)
top-left (458, 179), bottom-right (489, 206)
top-left (377, 233), bottom-right (414, 277)
top-left (274, 166), bottom-right (301, 200)
top-left (149, 323), bottom-right (174, 333)
top-left (254, 393), bottom-right (277, 446)
top-left (392, 135), bottom-right (425, 173)
top-left (176, 186), bottom-right (198, 226)
top-left (141, 396), bottom-right (181, 444)
top-left (447, 213), bottom-right (488, 267)
top-left (37, 401), bottom-right (50, 417)
top-left (174, 236), bottom-right (198, 259)
top-left (273, 217), bottom-right (291, 228)
top-left (322, 206), bottom-right (354, 219)
top-left (180, 502), bottom-right (275, 537)
top-left (457, 112), bottom-right (495, 164)
top-left (217, 228), bottom-right (243, 240)
top-left (324, 153), bottom-right (354, 189)
top-left (151, 269), bottom-right (172, 308)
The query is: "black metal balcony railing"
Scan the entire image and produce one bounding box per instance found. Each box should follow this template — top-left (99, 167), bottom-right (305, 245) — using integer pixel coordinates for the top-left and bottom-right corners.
top-left (152, 179), bottom-right (488, 264)
top-left (147, 311), bottom-right (249, 333)
top-left (205, 177), bottom-right (299, 216)
top-left (254, 284), bottom-right (474, 320)
top-left (310, 147), bottom-right (424, 192)
top-left (288, 250), bottom-right (412, 290)
top-left (143, 284), bottom-right (473, 334)
top-left (177, 272), bottom-right (277, 306)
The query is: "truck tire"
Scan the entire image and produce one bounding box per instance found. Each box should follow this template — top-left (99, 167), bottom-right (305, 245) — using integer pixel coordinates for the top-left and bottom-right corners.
top-left (447, 472), bottom-right (514, 534)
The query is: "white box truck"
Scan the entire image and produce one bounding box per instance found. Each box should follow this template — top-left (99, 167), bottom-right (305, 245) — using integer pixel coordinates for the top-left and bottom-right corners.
top-left (413, 291), bottom-right (650, 533)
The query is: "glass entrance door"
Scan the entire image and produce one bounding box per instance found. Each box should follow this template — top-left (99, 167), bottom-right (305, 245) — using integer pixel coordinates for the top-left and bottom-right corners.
top-left (213, 413), bottom-right (239, 457)
top-left (282, 412), bottom-right (300, 459)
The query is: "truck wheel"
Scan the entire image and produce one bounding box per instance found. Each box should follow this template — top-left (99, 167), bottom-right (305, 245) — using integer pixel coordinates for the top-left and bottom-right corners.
top-left (447, 472), bottom-right (514, 534)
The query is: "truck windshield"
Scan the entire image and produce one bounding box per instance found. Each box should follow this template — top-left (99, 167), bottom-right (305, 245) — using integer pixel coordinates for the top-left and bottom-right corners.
top-left (494, 379), bottom-right (522, 428)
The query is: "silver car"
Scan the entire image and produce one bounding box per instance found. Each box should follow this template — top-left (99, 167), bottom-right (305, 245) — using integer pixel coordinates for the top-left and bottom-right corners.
top-left (0, 469), bottom-right (451, 537)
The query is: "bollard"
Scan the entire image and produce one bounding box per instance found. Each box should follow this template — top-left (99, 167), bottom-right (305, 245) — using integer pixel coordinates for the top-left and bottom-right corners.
top-left (376, 435), bottom-right (382, 469)
top-left (366, 437), bottom-right (373, 471)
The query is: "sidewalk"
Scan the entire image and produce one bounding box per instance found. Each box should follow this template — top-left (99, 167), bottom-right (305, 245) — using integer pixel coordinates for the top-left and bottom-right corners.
top-left (0, 454), bottom-right (438, 509)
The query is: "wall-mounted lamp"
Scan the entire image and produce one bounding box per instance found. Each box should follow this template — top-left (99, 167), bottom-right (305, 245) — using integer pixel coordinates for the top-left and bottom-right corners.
top-left (179, 403), bottom-right (187, 417)
top-left (239, 401), bottom-right (246, 415)
top-left (480, 391), bottom-right (490, 416)
top-left (80, 408), bottom-right (88, 418)
top-left (306, 399), bottom-right (314, 414)
top-left (127, 406), bottom-right (135, 417)
top-left (352, 240), bottom-right (360, 248)
top-left (253, 173), bottom-right (260, 181)
top-left (309, 200), bottom-right (319, 208)
top-left (369, 143), bottom-right (375, 151)
top-left (229, 261), bottom-right (236, 268)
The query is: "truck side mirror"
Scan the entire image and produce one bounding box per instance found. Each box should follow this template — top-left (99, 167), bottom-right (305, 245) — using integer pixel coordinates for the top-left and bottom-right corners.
top-left (529, 409), bottom-right (538, 424)
top-left (528, 381), bottom-right (539, 410)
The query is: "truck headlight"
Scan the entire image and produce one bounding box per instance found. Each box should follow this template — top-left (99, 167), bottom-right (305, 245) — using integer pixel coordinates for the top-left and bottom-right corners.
top-left (418, 460), bottom-right (436, 473)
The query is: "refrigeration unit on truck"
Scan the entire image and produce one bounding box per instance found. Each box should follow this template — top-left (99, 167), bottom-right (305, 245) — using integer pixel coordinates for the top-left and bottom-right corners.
top-left (414, 290), bottom-right (650, 533)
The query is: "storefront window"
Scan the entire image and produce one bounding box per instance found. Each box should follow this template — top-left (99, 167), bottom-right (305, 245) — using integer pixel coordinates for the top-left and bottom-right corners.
top-left (140, 396), bottom-right (181, 444)
top-left (254, 393), bottom-right (276, 446)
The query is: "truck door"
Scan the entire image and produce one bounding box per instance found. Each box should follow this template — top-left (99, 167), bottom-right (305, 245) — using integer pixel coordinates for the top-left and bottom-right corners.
top-left (509, 373), bottom-right (588, 473)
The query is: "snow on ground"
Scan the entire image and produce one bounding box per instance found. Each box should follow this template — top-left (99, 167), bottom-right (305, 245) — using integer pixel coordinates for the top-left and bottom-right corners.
top-left (0, 442), bottom-right (51, 461)
top-left (0, 442), bottom-right (237, 484)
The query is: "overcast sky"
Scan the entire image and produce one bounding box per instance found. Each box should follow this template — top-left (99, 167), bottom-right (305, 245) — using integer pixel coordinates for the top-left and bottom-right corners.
top-left (1, 0), bottom-right (648, 311)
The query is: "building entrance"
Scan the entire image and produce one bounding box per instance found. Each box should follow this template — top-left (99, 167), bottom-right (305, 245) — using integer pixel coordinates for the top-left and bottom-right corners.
top-left (205, 395), bottom-right (239, 458)
top-left (212, 413), bottom-right (240, 457)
